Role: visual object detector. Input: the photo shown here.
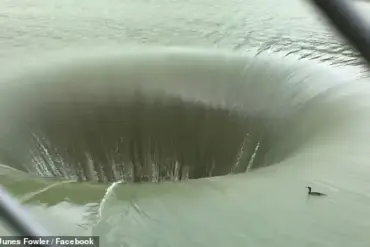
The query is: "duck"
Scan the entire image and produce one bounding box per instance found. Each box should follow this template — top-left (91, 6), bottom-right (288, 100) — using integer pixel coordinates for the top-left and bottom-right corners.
top-left (306, 186), bottom-right (326, 196)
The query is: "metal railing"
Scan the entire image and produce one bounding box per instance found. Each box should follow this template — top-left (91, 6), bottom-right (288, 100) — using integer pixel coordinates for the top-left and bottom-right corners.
top-left (0, 0), bottom-right (369, 246)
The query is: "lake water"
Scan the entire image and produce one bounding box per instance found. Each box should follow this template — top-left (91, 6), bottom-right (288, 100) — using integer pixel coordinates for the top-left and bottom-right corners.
top-left (1, 0), bottom-right (370, 246)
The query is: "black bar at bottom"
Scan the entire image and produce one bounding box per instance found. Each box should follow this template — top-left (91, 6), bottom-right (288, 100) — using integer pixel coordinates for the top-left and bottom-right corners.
top-left (0, 186), bottom-right (55, 247)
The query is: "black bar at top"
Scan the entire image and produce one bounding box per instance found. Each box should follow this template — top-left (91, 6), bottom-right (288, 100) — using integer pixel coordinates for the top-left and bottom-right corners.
top-left (309, 0), bottom-right (370, 65)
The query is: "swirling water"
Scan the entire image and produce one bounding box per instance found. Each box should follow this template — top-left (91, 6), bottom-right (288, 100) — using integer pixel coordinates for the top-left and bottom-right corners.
top-left (1, 0), bottom-right (370, 246)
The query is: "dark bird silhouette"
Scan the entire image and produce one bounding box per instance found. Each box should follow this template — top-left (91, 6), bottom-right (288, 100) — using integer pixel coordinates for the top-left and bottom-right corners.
top-left (306, 186), bottom-right (326, 196)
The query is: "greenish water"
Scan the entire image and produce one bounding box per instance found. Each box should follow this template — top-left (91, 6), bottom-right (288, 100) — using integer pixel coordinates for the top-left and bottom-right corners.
top-left (1, 0), bottom-right (370, 246)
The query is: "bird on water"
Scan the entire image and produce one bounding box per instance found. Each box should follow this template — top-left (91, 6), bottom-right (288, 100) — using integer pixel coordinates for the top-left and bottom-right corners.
top-left (306, 186), bottom-right (326, 196)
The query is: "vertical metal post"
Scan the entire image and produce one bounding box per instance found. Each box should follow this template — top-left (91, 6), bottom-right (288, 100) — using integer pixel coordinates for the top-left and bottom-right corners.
top-left (309, 0), bottom-right (370, 64)
top-left (0, 186), bottom-right (53, 247)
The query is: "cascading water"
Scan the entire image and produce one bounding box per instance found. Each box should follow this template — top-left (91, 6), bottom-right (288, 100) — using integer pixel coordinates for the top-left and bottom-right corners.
top-left (1, 0), bottom-right (370, 246)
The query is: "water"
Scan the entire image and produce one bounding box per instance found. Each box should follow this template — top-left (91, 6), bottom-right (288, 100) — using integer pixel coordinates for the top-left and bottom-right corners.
top-left (1, 0), bottom-right (370, 246)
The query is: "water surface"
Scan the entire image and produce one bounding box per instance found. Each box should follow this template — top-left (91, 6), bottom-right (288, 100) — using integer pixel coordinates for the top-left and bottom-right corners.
top-left (1, 0), bottom-right (370, 246)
